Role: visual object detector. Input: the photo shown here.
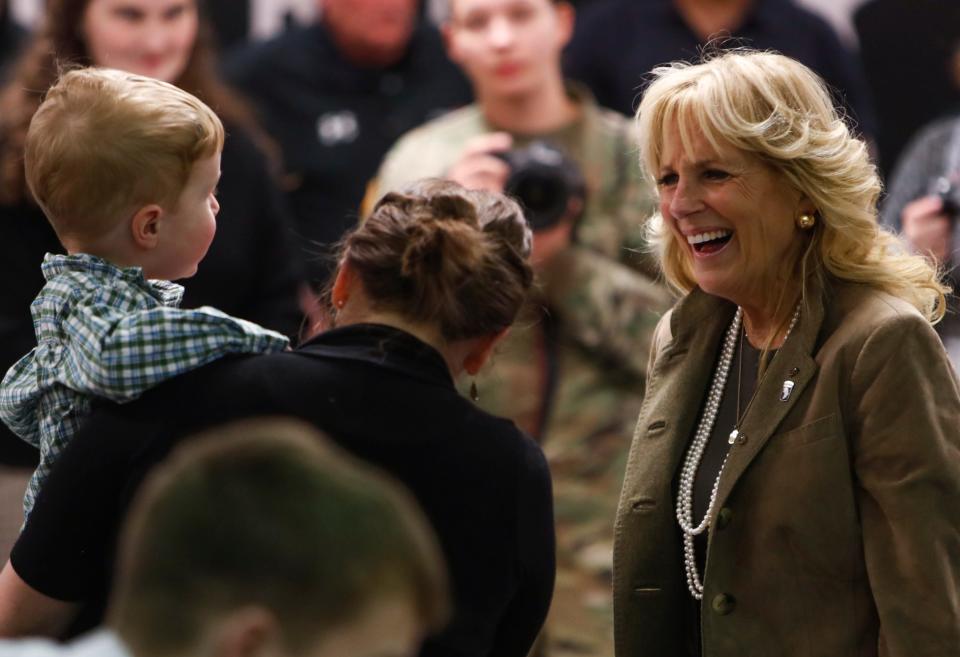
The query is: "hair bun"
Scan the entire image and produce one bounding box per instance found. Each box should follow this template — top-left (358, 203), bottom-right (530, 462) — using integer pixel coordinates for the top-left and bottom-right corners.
top-left (400, 215), bottom-right (484, 285)
top-left (341, 179), bottom-right (533, 340)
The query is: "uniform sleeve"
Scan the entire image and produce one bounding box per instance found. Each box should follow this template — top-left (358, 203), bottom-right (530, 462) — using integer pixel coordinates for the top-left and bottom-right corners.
top-left (488, 437), bottom-right (555, 657)
top-left (849, 313), bottom-right (960, 655)
top-left (59, 303), bottom-right (288, 402)
top-left (537, 161), bottom-right (671, 379)
top-left (366, 129), bottom-right (457, 214)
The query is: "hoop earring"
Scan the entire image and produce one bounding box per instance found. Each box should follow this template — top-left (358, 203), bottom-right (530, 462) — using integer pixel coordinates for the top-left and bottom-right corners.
top-left (469, 381), bottom-right (479, 402)
top-left (796, 213), bottom-right (816, 230)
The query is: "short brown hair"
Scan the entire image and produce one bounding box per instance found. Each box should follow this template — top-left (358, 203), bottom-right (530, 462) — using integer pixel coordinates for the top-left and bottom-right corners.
top-left (25, 67), bottom-right (224, 242)
top-left (341, 179), bottom-right (534, 341)
top-left (110, 418), bottom-right (449, 657)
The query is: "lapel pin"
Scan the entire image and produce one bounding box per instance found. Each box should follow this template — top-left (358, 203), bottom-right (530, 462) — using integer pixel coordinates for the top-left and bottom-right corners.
top-left (780, 380), bottom-right (795, 402)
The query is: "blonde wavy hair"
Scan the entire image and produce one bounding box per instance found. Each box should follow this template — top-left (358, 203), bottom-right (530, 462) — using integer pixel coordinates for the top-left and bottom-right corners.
top-left (638, 50), bottom-right (947, 325)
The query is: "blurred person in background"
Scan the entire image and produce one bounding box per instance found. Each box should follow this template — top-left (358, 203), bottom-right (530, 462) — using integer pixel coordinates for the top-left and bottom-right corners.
top-left (564, 0), bottom-right (876, 143)
top-left (0, 0), bottom-right (306, 552)
top-left (225, 0), bottom-right (472, 292)
top-left (0, 180), bottom-right (554, 657)
top-left (854, 0), bottom-right (960, 178)
top-left (879, 47), bottom-right (960, 366)
top-left (0, 0), bottom-right (26, 82)
top-left (0, 418), bottom-right (450, 657)
top-left (371, 0), bottom-right (670, 654)
top-left (205, 0), bottom-right (318, 52)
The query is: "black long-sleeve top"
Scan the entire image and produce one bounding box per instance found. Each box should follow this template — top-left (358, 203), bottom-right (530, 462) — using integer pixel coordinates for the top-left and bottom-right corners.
top-left (11, 323), bottom-right (556, 657)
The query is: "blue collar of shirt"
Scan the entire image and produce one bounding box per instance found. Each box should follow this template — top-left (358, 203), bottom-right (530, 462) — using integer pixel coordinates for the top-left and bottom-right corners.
top-left (41, 253), bottom-right (184, 307)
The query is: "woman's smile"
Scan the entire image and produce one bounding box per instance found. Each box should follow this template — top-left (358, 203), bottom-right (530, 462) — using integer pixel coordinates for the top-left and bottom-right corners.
top-left (686, 228), bottom-right (734, 256)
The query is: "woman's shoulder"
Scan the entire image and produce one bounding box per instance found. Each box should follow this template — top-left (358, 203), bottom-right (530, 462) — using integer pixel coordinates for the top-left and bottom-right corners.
top-left (820, 281), bottom-right (942, 367)
top-left (826, 282), bottom-right (929, 334)
top-left (460, 404), bottom-right (550, 477)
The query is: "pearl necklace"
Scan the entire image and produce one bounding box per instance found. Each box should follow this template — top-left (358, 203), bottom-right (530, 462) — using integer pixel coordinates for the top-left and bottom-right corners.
top-left (676, 304), bottom-right (800, 600)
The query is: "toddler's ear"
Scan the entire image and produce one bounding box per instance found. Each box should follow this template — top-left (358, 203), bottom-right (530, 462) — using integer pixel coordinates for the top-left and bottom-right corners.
top-left (131, 205), bottom-right (163, 250)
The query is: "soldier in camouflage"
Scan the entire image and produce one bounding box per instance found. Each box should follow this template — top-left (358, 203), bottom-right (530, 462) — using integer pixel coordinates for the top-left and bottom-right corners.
top-left (369, 0), bottom-right (671, 654)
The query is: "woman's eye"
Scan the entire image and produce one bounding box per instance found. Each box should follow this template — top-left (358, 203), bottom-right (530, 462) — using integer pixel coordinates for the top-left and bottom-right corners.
top-left (657, 173), bottom-right (678, 187)
top-left (704, 169), bottom-right (731, 181)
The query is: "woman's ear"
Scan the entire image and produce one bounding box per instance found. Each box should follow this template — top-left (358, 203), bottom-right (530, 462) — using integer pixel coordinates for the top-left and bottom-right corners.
top-left (463, 327), bottom-right (510, 375)
top-left (130, 205), bottom-right (163, 250)
top-left (797, 193), bottom-right (818, 217)
top-left (332, 260), bottom-right (355, 310)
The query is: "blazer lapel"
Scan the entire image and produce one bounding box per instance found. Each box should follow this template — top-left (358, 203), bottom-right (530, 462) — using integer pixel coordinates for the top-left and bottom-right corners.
top-left (637, 292), bottom-right (737, 499)
top-left (712, 291), bottom-right (825, 512)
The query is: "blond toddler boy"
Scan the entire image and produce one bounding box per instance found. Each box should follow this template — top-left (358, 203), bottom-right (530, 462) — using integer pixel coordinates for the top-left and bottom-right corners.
top-left (0, 68), bottom-right (289, 520)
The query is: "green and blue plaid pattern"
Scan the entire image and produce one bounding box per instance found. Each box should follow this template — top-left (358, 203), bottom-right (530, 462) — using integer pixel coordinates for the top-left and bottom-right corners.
top-left (0, 253), bottom-right (289, 520)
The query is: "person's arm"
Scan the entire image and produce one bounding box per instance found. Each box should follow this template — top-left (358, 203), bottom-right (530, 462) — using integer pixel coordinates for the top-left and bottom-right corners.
top-left (488, 437), bottom-right (555, 657)
top-left (0, 562), bottom-right (77, 639)
top-left (59, 303), bottom-right (288, 402)
top-left (879, 120), bottom-right (955, 231)
top-left (850, 313), bottom-right (960, 654)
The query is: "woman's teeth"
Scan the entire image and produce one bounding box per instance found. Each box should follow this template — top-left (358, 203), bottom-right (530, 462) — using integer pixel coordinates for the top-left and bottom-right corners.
top-left (687, 229), bottom-right (733, 245)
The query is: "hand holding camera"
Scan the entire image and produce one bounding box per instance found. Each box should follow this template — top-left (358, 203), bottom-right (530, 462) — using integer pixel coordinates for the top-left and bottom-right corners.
top-left (447, 133), bottom-right (587, 270)
top-left (446, 132), bottom-right (515, 193)
top-left (902, 194), bottom-right (953, 263)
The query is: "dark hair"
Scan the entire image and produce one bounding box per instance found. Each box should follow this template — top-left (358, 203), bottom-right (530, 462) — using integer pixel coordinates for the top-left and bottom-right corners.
top-left (0, 0), bottom-right (270, 206)
top-left (110, 418), bottom-right (449, 656)
top-left (341, 179), bottom-right (534, 341)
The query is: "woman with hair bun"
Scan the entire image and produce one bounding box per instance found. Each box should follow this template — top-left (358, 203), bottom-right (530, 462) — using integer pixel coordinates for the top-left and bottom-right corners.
top-left (0, 179), bottom-right (554, 657)
top-left (613, 51), bottom-right (960, 656)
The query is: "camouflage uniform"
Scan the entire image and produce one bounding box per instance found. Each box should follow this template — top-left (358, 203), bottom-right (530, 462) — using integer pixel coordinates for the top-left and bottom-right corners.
top-left (373, 87), bottom-right (671, 657)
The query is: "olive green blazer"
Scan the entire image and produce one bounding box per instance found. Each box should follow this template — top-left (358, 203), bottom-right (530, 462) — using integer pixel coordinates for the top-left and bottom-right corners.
top-left (613, 279), bottom-right (960, 657)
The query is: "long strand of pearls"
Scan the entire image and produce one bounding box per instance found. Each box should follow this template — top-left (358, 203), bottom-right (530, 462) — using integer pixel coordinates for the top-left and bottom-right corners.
top-left (676, 304), bottom-right (801, 600)
top-left (676, 308), bottom-right (741, 600)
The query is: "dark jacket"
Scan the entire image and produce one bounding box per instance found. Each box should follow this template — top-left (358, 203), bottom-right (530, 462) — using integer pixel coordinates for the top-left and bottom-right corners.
top-left (613, 279), bottom-right (960, 656)
top-left (225, 21), bottom-right (473, 284)
top-left (11, 324), bottom-right (555, 657)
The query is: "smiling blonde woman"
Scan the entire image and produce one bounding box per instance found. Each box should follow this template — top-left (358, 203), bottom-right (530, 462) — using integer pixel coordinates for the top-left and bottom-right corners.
top-left (613, 50), bottom-right (960, 657)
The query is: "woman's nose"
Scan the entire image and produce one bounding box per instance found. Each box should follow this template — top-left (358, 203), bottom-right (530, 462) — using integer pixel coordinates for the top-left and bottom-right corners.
top-left (668, 179), bottom-right (704, 218)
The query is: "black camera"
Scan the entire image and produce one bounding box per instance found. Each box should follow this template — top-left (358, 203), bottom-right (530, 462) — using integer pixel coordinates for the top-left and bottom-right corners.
top-left (495, 140), bottom-right (587, 231)
top-left (930, 175), bottom-right (960, 219)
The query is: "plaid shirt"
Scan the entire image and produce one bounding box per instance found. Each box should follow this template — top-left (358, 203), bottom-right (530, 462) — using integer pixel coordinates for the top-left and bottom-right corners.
top-left (0, 254), bottom-right (289, 520)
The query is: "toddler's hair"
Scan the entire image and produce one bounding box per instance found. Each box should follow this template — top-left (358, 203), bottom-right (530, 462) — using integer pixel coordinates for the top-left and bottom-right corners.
top-left (25, 67), bottom-right (224, 242)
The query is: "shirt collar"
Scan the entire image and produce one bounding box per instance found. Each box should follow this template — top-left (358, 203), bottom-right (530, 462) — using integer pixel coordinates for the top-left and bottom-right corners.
top-left (299, 323), bottom-right (455, 388)
top-left (41, 253), bottom-right (184, 307)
